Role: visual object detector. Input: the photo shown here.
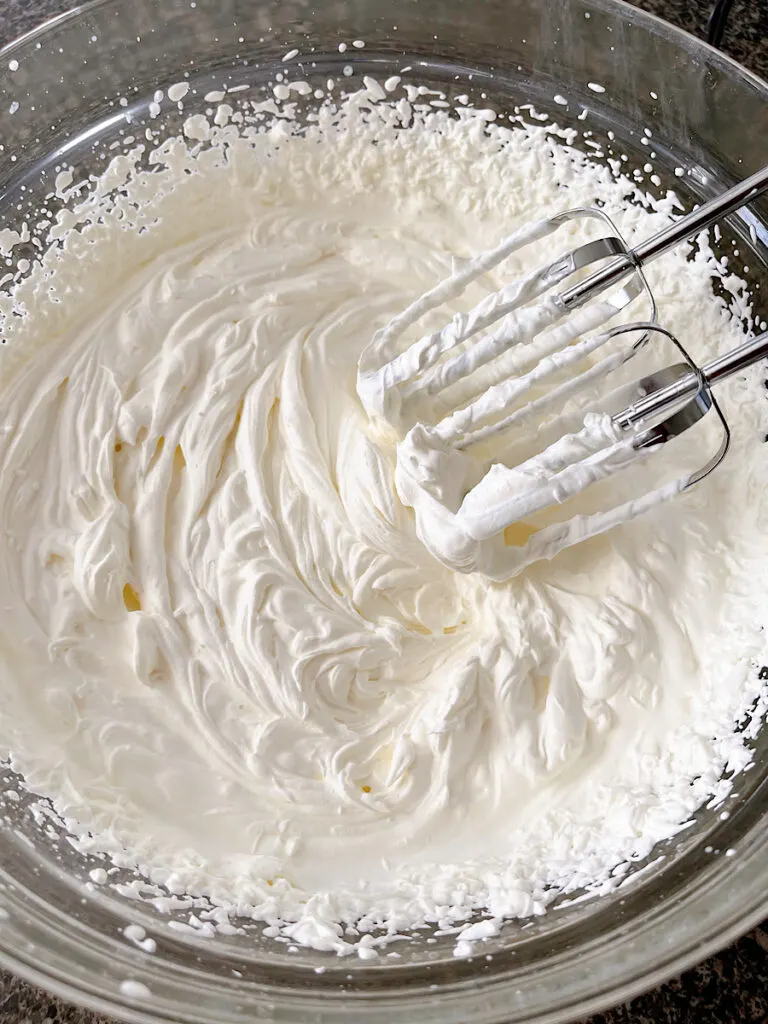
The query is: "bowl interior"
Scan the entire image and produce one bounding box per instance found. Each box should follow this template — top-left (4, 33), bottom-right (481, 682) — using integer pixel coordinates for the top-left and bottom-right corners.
top-left (0, 1), bottom-right (767, 1022)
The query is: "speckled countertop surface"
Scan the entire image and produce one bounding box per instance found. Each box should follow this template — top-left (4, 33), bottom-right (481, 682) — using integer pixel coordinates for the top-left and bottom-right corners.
top-left (0, 1), bottom-right (766, 1022)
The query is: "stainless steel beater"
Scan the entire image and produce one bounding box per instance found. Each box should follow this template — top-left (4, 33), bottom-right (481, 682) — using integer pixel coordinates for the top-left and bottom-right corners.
top-left (357, 166), bottom-right (768, 579)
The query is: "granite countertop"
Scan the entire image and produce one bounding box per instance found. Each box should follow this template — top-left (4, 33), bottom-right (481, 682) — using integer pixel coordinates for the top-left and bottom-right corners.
top-left (0, 0), bottom-right (767, 1022)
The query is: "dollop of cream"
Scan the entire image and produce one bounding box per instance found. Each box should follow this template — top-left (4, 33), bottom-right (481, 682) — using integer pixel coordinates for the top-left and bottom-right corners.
top-left (0, 85), bottom-right (766, 956)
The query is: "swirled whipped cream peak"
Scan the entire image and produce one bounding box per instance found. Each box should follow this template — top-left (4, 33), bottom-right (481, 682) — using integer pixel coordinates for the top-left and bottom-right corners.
top-left (0, 75), bottom-right (766, 958)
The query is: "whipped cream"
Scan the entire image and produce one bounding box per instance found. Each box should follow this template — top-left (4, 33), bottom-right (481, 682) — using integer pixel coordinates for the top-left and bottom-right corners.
top-left (0, 80), bottom-right (766, 958)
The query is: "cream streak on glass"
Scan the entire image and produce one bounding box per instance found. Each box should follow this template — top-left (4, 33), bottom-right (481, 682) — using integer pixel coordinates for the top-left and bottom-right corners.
top-left (0, 81), bottom-right (766, 957)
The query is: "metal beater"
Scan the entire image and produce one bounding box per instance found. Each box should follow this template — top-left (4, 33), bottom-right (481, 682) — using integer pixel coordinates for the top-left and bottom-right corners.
top-left (357, 166), bottom-right (768, 579)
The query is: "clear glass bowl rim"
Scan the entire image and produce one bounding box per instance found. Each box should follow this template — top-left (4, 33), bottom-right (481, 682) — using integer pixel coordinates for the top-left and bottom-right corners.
top-left (0, 1), bottom-right (766, 1022)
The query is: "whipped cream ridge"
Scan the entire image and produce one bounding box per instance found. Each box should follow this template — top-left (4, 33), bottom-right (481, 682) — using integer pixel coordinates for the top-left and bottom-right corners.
top-left (0, 80), bottom-right (766, 958)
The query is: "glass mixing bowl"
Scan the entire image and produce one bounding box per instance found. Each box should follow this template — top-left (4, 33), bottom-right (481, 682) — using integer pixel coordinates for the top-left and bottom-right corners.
top-left (0, 0), bottom-right (766, 1021)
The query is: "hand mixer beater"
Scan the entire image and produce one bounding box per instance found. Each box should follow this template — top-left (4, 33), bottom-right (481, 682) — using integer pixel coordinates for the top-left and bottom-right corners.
top-left (357, 166), bottom-right (768, 580)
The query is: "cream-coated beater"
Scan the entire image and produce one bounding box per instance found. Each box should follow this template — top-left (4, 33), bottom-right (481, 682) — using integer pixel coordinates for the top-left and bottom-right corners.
top-left (357, 166), bottom-right (768, 579)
